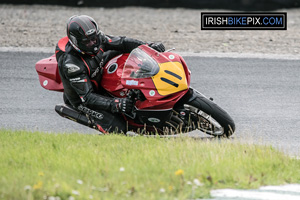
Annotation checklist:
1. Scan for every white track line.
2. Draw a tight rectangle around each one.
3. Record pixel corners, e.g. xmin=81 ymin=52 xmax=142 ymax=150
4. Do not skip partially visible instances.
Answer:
xmin=260 ymin=184 xmax=300 ymax=193
xmin=177 ymin=52 xmax=300 ymax=60
xmin=211 ymin=188 xmax=300 ymax=200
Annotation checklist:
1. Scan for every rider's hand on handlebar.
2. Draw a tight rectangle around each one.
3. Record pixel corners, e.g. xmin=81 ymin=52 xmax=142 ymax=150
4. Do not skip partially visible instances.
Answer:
xmin=111 ymin=98 xmax=134 ymax=114
xmin=149 ymin=42 xmax=165 ymax=52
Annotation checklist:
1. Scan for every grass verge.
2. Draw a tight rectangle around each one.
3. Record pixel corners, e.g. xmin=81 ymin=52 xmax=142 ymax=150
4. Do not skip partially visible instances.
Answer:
xmin=0 ymin=129 xmax=299 ymax=200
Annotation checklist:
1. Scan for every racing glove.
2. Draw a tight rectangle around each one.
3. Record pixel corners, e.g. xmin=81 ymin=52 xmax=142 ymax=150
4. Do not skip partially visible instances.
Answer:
xmin=111 ymin=98 xmax=134 ymax=114
xmin=149 ymin=42 xmax=165 ymax=52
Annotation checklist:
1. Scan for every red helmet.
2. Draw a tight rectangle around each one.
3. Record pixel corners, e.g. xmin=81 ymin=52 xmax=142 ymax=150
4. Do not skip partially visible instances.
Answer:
xmin=66 ymin=15 xmax=102 ymax=55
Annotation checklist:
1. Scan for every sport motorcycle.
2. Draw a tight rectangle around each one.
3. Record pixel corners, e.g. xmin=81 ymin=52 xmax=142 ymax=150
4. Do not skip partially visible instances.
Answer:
xmin=35 ymin=38 xmax=235 ymax=137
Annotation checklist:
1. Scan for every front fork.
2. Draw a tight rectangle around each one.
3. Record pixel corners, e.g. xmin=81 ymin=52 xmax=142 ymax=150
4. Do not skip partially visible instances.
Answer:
xmin=163 ymin=88 xmax=200 ymax=132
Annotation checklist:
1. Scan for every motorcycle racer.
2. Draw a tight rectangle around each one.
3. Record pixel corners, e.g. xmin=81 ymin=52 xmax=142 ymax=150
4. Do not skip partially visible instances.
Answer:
xmin=55 ymin=15 xmax=165 ymax=133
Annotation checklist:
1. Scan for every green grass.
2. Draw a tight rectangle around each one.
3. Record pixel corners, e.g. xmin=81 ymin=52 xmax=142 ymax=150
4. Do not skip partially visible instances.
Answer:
xmin=0 ymin=129 xmax=299 ymax=200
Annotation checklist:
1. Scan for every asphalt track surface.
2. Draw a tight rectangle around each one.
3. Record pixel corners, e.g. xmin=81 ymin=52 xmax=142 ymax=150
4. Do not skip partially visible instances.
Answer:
xmin=1 ymin=51 xmax=299 ymax=155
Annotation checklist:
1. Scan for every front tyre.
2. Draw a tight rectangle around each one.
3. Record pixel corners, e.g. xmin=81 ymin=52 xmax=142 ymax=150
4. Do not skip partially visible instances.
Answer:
xmin=185 ymin=92 xmax=235 ymax=137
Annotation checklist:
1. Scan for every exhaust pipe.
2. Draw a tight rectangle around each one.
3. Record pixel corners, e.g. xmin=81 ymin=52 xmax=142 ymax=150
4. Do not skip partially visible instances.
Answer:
xmin=55 ymin=104 xmax=94 ymax=129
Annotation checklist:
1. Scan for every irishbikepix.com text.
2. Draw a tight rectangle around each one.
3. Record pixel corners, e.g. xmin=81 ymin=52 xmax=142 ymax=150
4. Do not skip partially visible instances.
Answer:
xmin=201 ymin=12 xmax=287 ymax=30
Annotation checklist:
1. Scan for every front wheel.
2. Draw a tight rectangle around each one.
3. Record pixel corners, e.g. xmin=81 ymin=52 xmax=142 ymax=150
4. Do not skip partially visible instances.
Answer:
xmin=180 ymin=91 xmax=235 ymax=137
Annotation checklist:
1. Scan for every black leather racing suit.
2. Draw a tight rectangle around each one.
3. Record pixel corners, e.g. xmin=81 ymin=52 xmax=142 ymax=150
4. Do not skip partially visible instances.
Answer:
xmin=55 ymin=35 xmax=145 ymax=133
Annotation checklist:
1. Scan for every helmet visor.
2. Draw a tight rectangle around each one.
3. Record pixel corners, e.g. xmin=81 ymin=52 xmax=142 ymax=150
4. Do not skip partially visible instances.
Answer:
xmin=81 ymin=34 xmax=99 ymax=47
xmin=78 ymin=33 xmax=100 ymax=54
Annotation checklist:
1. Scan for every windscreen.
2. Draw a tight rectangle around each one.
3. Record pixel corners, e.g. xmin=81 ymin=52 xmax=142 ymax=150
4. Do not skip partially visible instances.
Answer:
xmin=122 ymin=48 xmax=159 ymax=79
